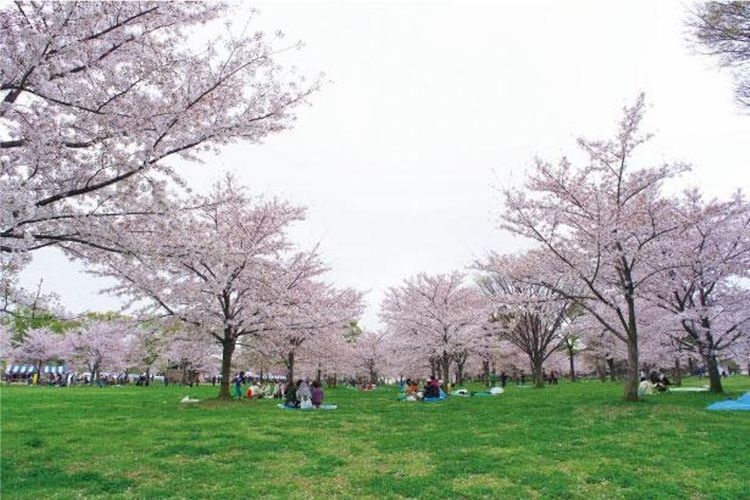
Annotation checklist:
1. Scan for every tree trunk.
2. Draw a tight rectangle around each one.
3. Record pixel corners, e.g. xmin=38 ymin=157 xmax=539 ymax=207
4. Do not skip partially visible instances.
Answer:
xmin=481 ymin=360 xmax=490 ymax=387
xmin=286 ymin=351 xmax=295 ymax=384
xmin=316 ymin=366 xmax=322 ymax=384
xmin=455 ymin=361 xmax=465 ymax=386
xmin=531 ymin=358 xmax=544 ymax=388
xmin=703 ymin=353 xmax=723 ymax=393
xmin=429 ymin=358 xmax=436 ymax=378
xmin=624 ymin=325 xmax=640 ymax=402
xmin=568 ymin=348 xmax=577 ymax=382
xmin=606 ymin=358 xmax=616 ymax=381
xmin=596 ymin=361 xmax=606 ymax=382
xmin=218 ymin=339 xmax=236 ymax=400
xmin=673 ymin=358 xmax=682 ymax=387
xmin=441 ymin=352 xmax=451 ymax=384
xmin=145 ymin=367 xmax=150 ymax=386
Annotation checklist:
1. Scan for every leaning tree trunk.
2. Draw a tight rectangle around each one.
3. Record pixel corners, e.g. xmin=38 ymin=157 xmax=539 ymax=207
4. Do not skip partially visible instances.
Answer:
xmin=703 ymin=353 xmax=723 ymax=393
xmin=218 ymin=338 xmax=236 ymax=400
xmin=673 ymin=358 xmax=682 ymax=387
xmin=530 ymin=358 xmax=544 ymax=388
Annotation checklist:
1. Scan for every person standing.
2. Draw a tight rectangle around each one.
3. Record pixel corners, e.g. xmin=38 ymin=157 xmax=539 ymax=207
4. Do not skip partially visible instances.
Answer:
xmin=234 ymin=372 xmax=244 ymax=399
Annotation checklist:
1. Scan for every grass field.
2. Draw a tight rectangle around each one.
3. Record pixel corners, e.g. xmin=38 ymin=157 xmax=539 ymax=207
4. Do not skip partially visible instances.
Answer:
xmin=2 ymin=377 xmax=749 ymax=499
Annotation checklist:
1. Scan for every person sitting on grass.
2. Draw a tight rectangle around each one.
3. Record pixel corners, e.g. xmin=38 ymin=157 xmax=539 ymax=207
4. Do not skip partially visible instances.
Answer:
xmin=407 ymin=380 xmax=419 ymax=395
xmin=284 ymin=380 xmax=299 ymax=408
xmin=656 ymin=371 xmax=671 ymax=392
xmin=638 ymin=377 xmax=655 ymax=397
xmin=423 ymin=379 xmax=440 ymax=399
xmin=296 ymin=379 xmax=312 ymax=404
xmin=311 ymin=381 xmax=324 ymax=408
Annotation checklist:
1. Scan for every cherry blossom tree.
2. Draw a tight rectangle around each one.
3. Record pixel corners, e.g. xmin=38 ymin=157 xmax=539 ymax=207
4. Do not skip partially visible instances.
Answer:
xmin=351 ymin=329 xmax=391 ymax=384
xmin=380 ymin=272 xmax=488 ymax=383
xmin=1 ymin=1 xmax=317 ymax=256
xmin=65 ymin=320 xmax=132 ymax=381
xmin=687 ymin=1 xmax=750 ymax=107
xmin=126 ymin=321 xmax=172 ymax=385
xmin=253 ymin=268 xmax=364 ymax=383
xmin=86 ymin=177 xmax=304 ymax=398
xmin=500 ymin=95 xmax=686 ymax=401
xmin=10 ymin=327 xmax=66 ymax=381
xmin=0 ymin=324 xmax=11 ymax=360
xmin=87 ymin=177 xmax=362 ymax=399
xmin=644 ymin=190 xmax=750 ymax=392
xmin=477 ymin=253 xmax=577 ymax=388
xmin=164 ymin=331 xmax=220 ymax=384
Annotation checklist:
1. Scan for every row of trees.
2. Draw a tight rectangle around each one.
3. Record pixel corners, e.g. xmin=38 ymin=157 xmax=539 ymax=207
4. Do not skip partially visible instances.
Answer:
xmin=2 ymin=2 xmax=749 ymax=402
xmin=377 ymin=96 xmax=749 ymax=399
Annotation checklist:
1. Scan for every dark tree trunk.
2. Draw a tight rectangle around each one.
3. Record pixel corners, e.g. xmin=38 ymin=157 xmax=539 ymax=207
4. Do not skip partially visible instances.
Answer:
xmin=687 ymin=356 xmax=695 ymax=374
xmin=568 ymin=347 xmax=577 ymax=382
xmin=481 ymin=360 xmax=490 ymax=387
xmin=606 ymin=358 xmax=616 ymax=382
xmin=530 ymin=358 xmax=544 ymax=388
xmin=440 ymin=352 xmax=451 ymax=384
xmin=703 ymin=353 xmax=723 ymax=393
xmin=145 ymin=367 xmax=150 ymax=386
xmin=429 ymin=358 xmax=436 ymax=378
xmin=455 ymin=361 xmax=465 ymax=386
xmin=316 ymin=366 xmax=322 ymax=384
xmin=218 ymin=338 xmax=236 ymax=400
xmin=624 ymin=320 xmax=640 ymax=402
xmin=673 ymin=358 xmax=682 ymax=387
xmin=286 ymin=351 xmax=295 ymax=384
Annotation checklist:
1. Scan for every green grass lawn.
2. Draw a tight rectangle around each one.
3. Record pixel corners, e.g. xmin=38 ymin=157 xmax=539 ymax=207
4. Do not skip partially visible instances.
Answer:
xmin=2 ymin=377 xmax=749 ymax=499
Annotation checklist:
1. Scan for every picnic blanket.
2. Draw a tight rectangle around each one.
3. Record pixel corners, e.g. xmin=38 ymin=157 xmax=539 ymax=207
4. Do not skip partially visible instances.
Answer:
xmin=706 ymin=392 xmax=750 ymax=411
xmin=277 ymin=404 xmax=338 ymax=410
xmin=670 ymin=387 xmax=709 ymax=392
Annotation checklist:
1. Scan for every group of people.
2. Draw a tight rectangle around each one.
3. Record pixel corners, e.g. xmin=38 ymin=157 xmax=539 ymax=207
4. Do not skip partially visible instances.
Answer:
xmin=230 ymin=373 xmax=326 ymax=409
xmin=638 ymin=371 xmax=672 ymax=396
xmin=232 ymin=372 xmax=284 ymax=400
xmin=401 ymin=376 xmax=446 ymax=400
xmin=283 ymin=380 xmax=325 ymax=409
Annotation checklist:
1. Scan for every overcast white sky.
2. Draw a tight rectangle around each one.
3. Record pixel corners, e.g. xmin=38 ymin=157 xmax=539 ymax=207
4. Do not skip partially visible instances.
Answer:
xmin=19 ymin=0 xmax=750 ymax=329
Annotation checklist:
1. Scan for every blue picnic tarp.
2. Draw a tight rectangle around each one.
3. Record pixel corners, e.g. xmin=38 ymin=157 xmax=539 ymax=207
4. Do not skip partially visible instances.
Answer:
xmin=706 ymin=392 xmax=750 ymax=411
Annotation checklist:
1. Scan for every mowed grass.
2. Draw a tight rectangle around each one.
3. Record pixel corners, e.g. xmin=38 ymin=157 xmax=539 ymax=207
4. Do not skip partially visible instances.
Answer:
xmin=2 ymin=378 xmax=749 ymax=499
